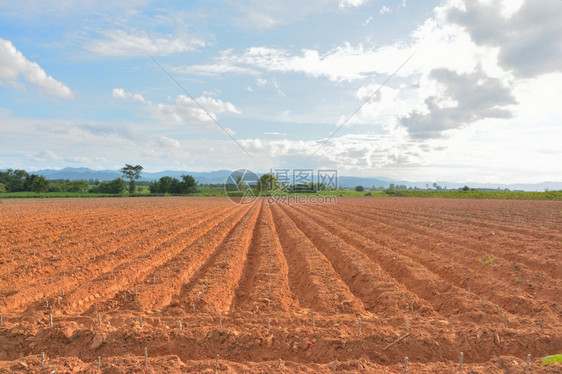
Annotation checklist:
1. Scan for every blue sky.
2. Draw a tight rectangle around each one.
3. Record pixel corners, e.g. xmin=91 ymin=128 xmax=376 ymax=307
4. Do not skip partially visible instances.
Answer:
xmin=1 ymin=0 xmax=561 ymax=183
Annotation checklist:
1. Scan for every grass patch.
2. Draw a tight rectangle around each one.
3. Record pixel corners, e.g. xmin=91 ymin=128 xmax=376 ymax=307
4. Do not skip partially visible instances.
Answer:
xmin=382 ymin=189 xmax=562 ymax=200
xmin=542 ymin=354 xmax=562 ymax=366
xmin=0 ymin=191 xmax=122 ymax=198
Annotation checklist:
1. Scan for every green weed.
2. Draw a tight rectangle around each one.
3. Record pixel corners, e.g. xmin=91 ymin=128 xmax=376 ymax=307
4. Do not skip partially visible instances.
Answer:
xmin=541 ymin=354 xmax=562 ymax=366
xmin=479 ymin=256 xmax=494 ymax=265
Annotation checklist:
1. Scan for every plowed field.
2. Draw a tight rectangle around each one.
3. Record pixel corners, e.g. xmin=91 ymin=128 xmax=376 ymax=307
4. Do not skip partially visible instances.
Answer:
xmin=0 ymin=197 xmax=560 ymax=373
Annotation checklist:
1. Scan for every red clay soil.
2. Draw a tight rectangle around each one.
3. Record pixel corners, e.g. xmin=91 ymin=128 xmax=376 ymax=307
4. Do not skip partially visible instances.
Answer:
xmin=0 ymin=196 xmax=560 ymax=373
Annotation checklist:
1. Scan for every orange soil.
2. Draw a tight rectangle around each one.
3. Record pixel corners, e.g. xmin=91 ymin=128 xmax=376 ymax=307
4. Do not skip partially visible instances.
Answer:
xmin=0 ymin=197 xmax=560 ymax=373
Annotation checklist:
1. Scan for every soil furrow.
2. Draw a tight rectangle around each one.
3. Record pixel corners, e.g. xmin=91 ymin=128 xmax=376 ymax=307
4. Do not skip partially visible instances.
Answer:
xmin=270 ymin=203 xmax=365 ymax=314
xmin=164 ymin=200 xmax=261 ymax=314
xmin=231 ymin=201 xmax=300 ymax=313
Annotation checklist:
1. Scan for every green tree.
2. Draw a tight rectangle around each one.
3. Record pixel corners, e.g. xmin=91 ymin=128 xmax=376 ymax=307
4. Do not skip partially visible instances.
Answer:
xmin=66 ymin=180 xmax=89 ymax=193
xmin=180 ymin=174 xmax=198 ymax=194
xmin=149 ymin=176 xmax=178 ymax=194
xmin=148 ymin=181 xmax=160 ymax=194
xmin=258 ymin=173 xmax=279 ymax=192
xmin=108 ymin=178 xmax=127 ymax=194
xmin=28 ymin=175 xmax=50 ymax=196
xmin=0 ymin=169 xmax=29 ymax=192
xmin=0 ymin=182 xmax=6 ymax=193
xmin=168 ymin=178 xmax=183 ymax=194
xmin=120 ymin=164 xmax=144 ymax=194
xmin=93 ymin=178 xmax=126 ymax=194
xmin=157 ymin=176 xmax=175 ymax=193
xmin=48 ymin=184 xmax=63 ymax=192
xmin=355 ymin=185 xmax=365 ymax=192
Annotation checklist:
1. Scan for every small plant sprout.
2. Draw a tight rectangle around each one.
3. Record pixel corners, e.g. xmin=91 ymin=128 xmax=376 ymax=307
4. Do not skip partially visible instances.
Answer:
xmin=215 ymin=354 xmax=219 ymax=372
xmin=526 ymin=353 xmax=531 ymax=372
xmin=41 ymin=352 xmax=45 ymax=367
xmin=404 ymin=357 xmax=409 ymax=373
xmin=459 ymin=352 xmax=464 ymax=371
xmin=333 ymin=358 xmax=338 ymax=372
xmin=49 ymin=313 xmax=53 ymax=327
xmin=405 ymin=315 xmax=409 ymax=332
xmin=98 ymin=356 xmax=101 ymax=370
xmin=144 ymin=347 xmax=148 ymax=367
xmin=139 ymin=315 xmax=143 ymax=328
xmin=312 ymin=314 xmax=315 ymax=331
xmin=98 ymin=313 xmax=101 ymax=327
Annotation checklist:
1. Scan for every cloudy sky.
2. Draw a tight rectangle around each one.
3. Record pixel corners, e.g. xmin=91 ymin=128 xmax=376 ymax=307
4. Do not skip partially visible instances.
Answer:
xmin=1 ymin=0 xmax=561 ymax=183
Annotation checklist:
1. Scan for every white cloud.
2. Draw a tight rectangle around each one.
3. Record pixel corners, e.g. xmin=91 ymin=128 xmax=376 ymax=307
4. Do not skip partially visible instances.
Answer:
xmin=180 ymin=45 xmax=416 ymax=82
xmin=87 ymin=29 xmax=205 ymax=57
xmin=339 ymin=0 xmax=369 ymax=8
xmin=0 ymin=38 xmax=74 ymax=99
xmin=113 ymin=88 xmax=240 ymax=131
xmin=446 ymin=0 xmax=562 ymax=77
xmin=379 ymin=6 xmax=391 ymax=15
xmin=272 ymin=78 xmax=286 ymax=96
xmin=32 ymin=150 xmax=62 ymax=162
xmin=112 ymin=88 xmax=146 ymax=102
xmin=399 ymin=67 xmax=516 ymax=139
xmin=178 ymin=14 xmax=495 ymax=84
xmin=239 ymin=130 xmax=423 ymax=172
xmin=0 ymin=112 xmax=196 ymax=170
xmin=173 ymin=63 xmax=257 ymax=76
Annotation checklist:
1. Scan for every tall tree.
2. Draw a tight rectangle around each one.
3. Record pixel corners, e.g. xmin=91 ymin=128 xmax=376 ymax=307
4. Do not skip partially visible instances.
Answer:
xmin=258 ymin=173 xmax=279 ymax=192
xmin=180 ymin=174 xmax=198 ymax=194
xmin=120 ymin=164 xmax=143 ymax=194
xmin=28 ymin=175 xmax=50 ymax=197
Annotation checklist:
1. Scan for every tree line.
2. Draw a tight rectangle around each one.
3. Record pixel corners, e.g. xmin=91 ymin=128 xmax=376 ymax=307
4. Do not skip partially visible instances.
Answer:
xmin=0 ymin=165 xmax=199 ymax=196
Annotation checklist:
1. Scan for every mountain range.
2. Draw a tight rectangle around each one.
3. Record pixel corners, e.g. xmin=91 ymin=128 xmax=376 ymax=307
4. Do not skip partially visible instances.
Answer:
xmin=15 ymin=167 xmax=561 ymax=192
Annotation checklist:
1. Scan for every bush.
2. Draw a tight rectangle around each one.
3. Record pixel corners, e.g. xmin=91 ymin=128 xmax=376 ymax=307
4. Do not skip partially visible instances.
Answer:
xmin=90 ymin=178 xmax=126 ymax=194
xmin=149 ymin=175 xmax=198 ymax=195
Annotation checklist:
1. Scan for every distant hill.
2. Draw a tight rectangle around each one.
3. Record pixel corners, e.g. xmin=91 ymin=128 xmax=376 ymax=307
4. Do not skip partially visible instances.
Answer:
xmin=17 ymin=167 xmax=562 ymax=192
